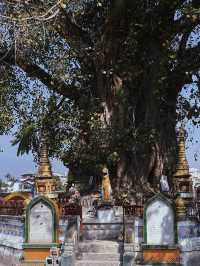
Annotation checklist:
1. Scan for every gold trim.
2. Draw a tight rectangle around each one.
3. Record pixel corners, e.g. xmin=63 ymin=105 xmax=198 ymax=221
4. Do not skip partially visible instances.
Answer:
xmin=173 ymin=128 xmax=189 ymax=177
xmin=37 ymin=141 xmax=52 ymax=178
xmin=4 ymin=192 xmax=30 ymax=202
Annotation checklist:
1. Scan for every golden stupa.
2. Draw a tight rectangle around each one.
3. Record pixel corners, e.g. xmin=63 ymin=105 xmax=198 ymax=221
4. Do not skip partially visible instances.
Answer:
xmin=174 ymin=128 xmax=189 ymax=178
xmin=37 ymin=141 xmax=53 ymax=178
xmin=173 ymin=127 xmax=192 ymax=194
xmin=35 ymin=140 xmax=57 ymax=197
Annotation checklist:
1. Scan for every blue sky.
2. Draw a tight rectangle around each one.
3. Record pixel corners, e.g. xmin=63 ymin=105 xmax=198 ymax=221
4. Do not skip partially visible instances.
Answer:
xmin=0 ymin=134 xmax=67 ymax=179
xmin=186 ymin=125 xmax=200 ymax=169
xmin=0 ymin=126 xmax=200 ymax=179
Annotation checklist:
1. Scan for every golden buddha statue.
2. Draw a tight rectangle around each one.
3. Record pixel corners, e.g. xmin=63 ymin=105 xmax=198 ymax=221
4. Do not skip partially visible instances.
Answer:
xmin=101 ymin=166 xmax=112 ymax=201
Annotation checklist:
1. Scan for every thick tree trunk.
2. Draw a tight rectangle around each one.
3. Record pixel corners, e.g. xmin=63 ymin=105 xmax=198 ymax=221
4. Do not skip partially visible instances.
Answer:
xmin=83 ymin=1 xmax=180 ymax=197
xmin=93 ymin=49 xmax=178 ymax=196
xmin=65 ymin=1 xmax=181 ymax=197
xmin=101 ymin=87 xmax=177 ymax=196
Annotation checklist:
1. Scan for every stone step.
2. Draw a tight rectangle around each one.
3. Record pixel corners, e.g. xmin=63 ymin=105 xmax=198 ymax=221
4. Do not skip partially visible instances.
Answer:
xmin=81 ymin=229 xmax=121 ymax=240
xmin=78 ymin=240 xmax=123 ymax=253
xmin=75 ymin=260 xmax=121 ymax=266
xmin=81 ymin=223 xmax=123 ymax=240
xmin=82 ymin=223 xmax=122 ymax=230
xmin=77 ymin=252 xmax=121 ymax=261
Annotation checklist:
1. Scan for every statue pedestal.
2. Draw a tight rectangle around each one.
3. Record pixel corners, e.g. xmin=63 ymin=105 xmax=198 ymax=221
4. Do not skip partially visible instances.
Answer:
xmin=81 ymin=201 xmax=124 ymax=240
xmin=97 ymin=208 xmax=114 ymax=223
xmin=97 ymin=201 xmax=114 ymax=223
xmin=141 ymin=194 xmax=180 ymax=265
xmin=177 ymin=219 xmax=200 ymax=266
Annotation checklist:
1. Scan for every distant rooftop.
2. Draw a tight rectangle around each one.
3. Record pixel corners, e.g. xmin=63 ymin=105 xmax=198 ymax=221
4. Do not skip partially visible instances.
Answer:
xmin=189 ymin=168 xmax=200 ymax=177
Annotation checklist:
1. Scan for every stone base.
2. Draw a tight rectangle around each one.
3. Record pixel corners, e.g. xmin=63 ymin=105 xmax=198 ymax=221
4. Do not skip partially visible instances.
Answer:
xmin=17 ymin=261 xmax=44 ymax=266
xmin=61 ymin=255 xmax=74 ymax=266
xmin=177 ymin=220 xmax=200 ymax=266
xmin=142 ymin=262 xmax=181 ymax=266
xmin=0 ymin=246 xmax=22 ymax=266
xmin=142 ymin=246 xmax=180 ymax=265
xmin=23 ymin=248 xmax=50 ymax=261
xmin=96 ymin=201 xmax=115 ymax=223
xmin=177 ymin=220 xmax=199 ymax=241
xmin=75 ymin=240 xmax=122 ymax=266
xmin=123 ymin=243 xmax=135 ymax=266
xmin=23 ymin=243 xmax=59 ymax=261
xmin=60 ymin=242 xmax=75 ymax=266
xmin=179 ymin=237 xmax=200 ymax=266
xmin=81 ymin=222 xmax=123 ymax=240
xmin=97 ymin=208 xmax=115 ymax=223
xmin=81 ymin=216 xmax=135 ymax=241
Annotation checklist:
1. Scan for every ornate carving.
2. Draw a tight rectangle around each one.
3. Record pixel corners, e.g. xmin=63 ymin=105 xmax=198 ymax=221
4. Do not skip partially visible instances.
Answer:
xmin=37 ymin=141 xmax=52 ymax=178
xmin=175 ymin=196 xmax=187 ymax=219
xmin=36 ymin=139 xmax=57 ymax=197
xmin=173 ymin=128 xmax=192 ymax=194
xmin=174 ymin=128 xmax=189 ymax=178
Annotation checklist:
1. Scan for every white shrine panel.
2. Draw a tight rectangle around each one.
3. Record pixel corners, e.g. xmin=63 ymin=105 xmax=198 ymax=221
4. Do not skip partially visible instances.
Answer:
xmin=29 ymin=201 xmax=53 ymax=243
xmin=146 ymin=198 xmax=174 ymax=245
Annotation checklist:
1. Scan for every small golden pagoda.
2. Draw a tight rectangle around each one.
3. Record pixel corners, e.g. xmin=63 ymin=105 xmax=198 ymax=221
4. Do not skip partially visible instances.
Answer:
xmin=37 ymin=141 xmax=52 ymax=178
xmin=173 ymin=128 xmax=192 ymax=194
xmin=35 ymin=140 xmax=57 ymax=198
xmin=173 ymin=128 xmax=193 ymax=219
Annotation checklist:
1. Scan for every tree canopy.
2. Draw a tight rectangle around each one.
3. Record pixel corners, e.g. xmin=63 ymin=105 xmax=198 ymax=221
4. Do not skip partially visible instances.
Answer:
xmin=1 ymin=0 xmax=200 ymax=196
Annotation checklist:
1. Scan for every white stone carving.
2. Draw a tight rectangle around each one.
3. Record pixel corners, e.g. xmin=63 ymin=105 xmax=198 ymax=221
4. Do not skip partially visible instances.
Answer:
xmin=29 ymin=201 xmax=53 ymax=243
xmin=146 ymin=198 xmax=174 ymax=245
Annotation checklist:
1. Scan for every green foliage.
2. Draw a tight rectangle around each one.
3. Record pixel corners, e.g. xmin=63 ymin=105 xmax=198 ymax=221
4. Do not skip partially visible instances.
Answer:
xmin=0 ymin=66 xmax=22 ymax=134
xmin=11 ymin=122 xmax=37 ymax=156
xmin=53 ymin=175 xmax=65 ymax=191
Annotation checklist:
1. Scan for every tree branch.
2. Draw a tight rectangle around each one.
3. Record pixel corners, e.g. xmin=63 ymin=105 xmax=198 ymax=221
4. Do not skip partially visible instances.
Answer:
xmin=55 ymin=9 xmax=93 ymax=48
xmin=178 ymin=43 xmax=200 ymax=73
xmin=1 ymin=49 xmax=80 ymax=101
xmin=173 ymin=0 xmax=200 ymax=35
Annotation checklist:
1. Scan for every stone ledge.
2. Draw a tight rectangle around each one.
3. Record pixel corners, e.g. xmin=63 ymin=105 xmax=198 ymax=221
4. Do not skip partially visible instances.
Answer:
xmin=141 ymin=262 xmax=181 ymax=266
xmin=17 ymin=263 xmax=44 ymax=266
xmin=142 ymin=245 xmax=178 ymax=250
xmin=23 ymin=243 xmax=59 ymax=249
xmin=17 ymin=260 xmax=44 ymax=266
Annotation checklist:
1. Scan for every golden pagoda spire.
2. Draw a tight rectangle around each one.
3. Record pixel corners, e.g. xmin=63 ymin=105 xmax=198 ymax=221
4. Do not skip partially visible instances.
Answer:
xmin=37 ymin=140 xmax=52 ymax=178
xmin=173 ymin=127 xmax=189 ymax=178
xmin=173 ymin=128 xmax=192 ymax=218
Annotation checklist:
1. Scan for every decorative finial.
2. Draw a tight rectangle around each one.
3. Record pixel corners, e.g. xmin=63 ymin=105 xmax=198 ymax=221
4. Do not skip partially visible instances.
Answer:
xmin=37 ymin=140 xmax=52 ymax=178
xmin=173 ymin=128 xmax=189 ymax=177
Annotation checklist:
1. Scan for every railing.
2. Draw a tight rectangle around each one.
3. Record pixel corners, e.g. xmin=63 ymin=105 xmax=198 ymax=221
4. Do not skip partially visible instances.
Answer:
xmin=0 ymin=200 xmax=24 ymax=216
xmin=124 ymin=205 xmax=143 ymax=217
xmin=58 ymin=193 xmax=70 ymax=205
xmin=58 ymin=192 xmax=82 ymax=219
xmin=115 ymin=194 xmax=144 ymax=218
xmin=60 ymin=205 xmax=82 ymax=218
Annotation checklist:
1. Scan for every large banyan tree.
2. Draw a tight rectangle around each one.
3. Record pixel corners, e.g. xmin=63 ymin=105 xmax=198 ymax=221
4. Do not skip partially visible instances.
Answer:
xmin=1 ymin=0 xmax=200 ymax=195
